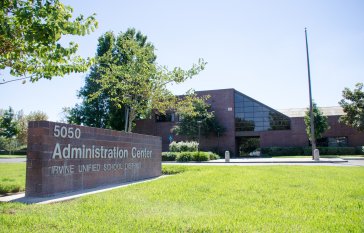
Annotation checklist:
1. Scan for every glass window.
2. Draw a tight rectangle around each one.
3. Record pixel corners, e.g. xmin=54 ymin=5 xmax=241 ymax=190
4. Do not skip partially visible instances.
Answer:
xmin=328 ymin=137 xmax=348 ymax=147
xmin=156 ymin=113 xmax=173 ymax=122
xmin=234 ymin=92 xmax=291 ymax=132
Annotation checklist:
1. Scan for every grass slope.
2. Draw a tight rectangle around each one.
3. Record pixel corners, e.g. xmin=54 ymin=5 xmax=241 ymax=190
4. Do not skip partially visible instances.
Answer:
xmin=1 ymin=165 xmax=364 ymax=232
xmin=0 ymin=163 xmax=26 ymax=195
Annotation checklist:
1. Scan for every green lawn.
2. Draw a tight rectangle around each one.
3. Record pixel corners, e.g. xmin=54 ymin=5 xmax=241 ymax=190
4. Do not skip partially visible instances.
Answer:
xmin=0 ymin=163 xmax=26 ymax=195
xmin=1 ymin=165 xmax=363 ymax=232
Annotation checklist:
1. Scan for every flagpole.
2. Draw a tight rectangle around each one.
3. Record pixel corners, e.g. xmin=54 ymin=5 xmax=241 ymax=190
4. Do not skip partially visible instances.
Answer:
xmin=305 ymin=28 xmax=317 ymax=159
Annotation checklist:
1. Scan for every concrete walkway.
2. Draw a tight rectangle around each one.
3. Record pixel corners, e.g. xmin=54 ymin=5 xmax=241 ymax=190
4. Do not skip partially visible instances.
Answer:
xmin=208 ymin=157 xmax=347 ymax=163
xmin=0 ymin=176 xmax=164 ymax=204
xmin=0 ymin=158 xmax=26 ymax=163
xmin=164 ymin=157 xmax=364 ymax=167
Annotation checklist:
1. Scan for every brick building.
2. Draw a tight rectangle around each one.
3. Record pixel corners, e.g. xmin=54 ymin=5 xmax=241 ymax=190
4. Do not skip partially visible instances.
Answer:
xmin=134 ymin=88 xmax=364 ymax=156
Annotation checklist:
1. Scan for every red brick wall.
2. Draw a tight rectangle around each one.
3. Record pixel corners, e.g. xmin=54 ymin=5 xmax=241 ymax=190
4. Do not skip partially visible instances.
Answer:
xmin=134 ymin=88 xmax=364 ymax=156
xmin=260 ymin=117 xmax=308 ymax=147
xmin=324 ymin=115 xmax=364 ymax=146
xmin=26 ymin=121 xmax=162 ymax=197
xmin=134 ymin=89 xmax=236 ymax=155
xmin=260 ymin=115 xmax=364 ymax=147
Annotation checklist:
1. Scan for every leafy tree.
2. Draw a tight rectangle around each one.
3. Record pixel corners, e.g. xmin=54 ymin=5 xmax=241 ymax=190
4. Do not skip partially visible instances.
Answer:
xmin=173 ymin=97 xmax=223 ymax=140
xmin=0 ymin=0 xmax=98 ymax=84
xmin=64 ymin=32 xmax=124 ymax=129
xmin=86 ymin=29 xmax=206 ymax=132
xmin=339 ymin=82 xmax=364 ymax=131
xmin=1 ymin=137 xmax=21 ymax=154
xmin=239 ymin=137 xmax=260 ymax=156
xmin=17 ymin=110 xmax=48 ymax=146
xmin=0 ymin=107 xmax=19 ymax=138
xmin=304 ymin=102 xmax=330 ymax=142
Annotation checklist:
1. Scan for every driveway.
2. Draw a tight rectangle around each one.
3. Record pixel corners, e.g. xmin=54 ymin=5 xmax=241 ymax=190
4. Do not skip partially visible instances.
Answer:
xmin=0 ymin=158 xmax=26 ymax=163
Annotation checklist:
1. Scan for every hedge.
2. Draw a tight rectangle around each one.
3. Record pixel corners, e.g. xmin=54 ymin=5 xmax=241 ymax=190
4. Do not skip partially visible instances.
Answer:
xmin=261 ymin=146 xmax=363 ymax=156
xmin=0 ymin=150 xmax=27 ymax=155
xmin=162 ymin=152 xmax=178 ymax=161
xmin=260 ymin=147 xmax=304 ymax=156
xmin=304 ymin=147 xmax=357 ymax=155
xmin=169 ymin=141 xmax=198 ymax=152
xmin=162 ymin=151 xmax=220 ymax=162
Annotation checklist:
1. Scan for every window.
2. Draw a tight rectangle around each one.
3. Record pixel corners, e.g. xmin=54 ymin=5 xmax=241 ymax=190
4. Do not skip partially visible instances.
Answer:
xmin=234 ymin=92 xmax=291 ymax=132
xmin=156 ymin=113 xmax=175 ymax=122
xmin=328 ymin=137 xmax=348 ymax=147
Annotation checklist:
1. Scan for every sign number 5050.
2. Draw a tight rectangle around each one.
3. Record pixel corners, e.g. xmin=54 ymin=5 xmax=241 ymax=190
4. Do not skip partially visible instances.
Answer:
xmin=54 ymin=125 xmax=81 ymax=139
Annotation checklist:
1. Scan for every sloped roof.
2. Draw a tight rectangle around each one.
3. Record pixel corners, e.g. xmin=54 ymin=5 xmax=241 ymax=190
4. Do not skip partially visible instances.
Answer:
xmin=278 ymin=106 xmax=344 ymax=118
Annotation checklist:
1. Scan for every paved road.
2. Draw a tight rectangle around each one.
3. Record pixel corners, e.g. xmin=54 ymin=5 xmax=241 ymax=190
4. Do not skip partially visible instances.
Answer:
xmin=0 ymin=158 xmax=26 ymax=163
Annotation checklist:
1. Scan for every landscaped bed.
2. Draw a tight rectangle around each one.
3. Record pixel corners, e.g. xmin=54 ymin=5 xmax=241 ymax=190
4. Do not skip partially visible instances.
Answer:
xmin=0 ymin=164 xmax=363 ymax=232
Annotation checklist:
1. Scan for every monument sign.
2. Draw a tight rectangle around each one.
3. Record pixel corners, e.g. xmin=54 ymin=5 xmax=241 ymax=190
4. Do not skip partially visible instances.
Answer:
xmin=26 ymin=121 xmax=162 ymax=197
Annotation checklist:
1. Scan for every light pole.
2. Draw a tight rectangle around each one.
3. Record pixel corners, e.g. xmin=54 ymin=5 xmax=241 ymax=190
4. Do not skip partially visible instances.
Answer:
xmin=305 ymin=28 xmax=317 ymax=160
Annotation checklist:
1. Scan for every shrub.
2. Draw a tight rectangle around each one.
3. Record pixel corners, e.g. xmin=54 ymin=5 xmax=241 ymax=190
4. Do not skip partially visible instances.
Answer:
xmin=262 ymin=146 xmax=360 ymax=156
xmin=318 ymin=147 xmax=356 ymax=155
xmin=169 ymin=141 xmax=198 ymax=152
xmin=261 ymin=147 xmax=304 ymax=156
xmin=162 ymin=165 xmax=188 ymax=175
xmin=166 ymin=151 xmax=220 ymax=162
xmin=162 ymin=152 xmax=178 ymax=161
xmin=176 ymin=152 xmax=193 ymax=162
xmin=192 ymin=152 xmax=210 ymax=162
xmin=355 ymin=146 xmax=364 ymax=155
xmin=304 ymin=147 xmax=357 ymax=155
xmin=208 ymin=151 xmax=220 ymax=160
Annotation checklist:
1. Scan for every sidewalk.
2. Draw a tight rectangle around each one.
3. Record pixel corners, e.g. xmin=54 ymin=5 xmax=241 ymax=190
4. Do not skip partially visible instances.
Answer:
xmin=162 ymin=157 xmax=364 ymax=167
xmin=206 ymin=157 xmax=348 ymax=163
xmin=163 ymin=157 xmax=348 ymax=164
xmin=0 ymin=176 xmax=164 ymax=204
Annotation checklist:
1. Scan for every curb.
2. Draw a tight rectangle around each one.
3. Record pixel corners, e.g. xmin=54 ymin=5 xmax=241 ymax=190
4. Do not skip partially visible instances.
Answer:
xmin=204 ymin=160 xmax=349 ymax=164
xmin=163 ymin=159 xmax=348 ymax=164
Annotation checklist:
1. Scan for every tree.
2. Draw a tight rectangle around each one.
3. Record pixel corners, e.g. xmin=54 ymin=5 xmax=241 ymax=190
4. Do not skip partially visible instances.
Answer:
xmin=304 ymin=102 xmax=330 ymax=143
xmin=339 ymin=82 xmax=364 ymax=131
xmin=0 ymin=107 xmax=19 ymax=138
xmin=17 ymin=110 xmax=48 ymax=146
xmin=84 ymin=29 xmax=206 ymax=132
xmin=172 ymin=97 xmax=223 ymax=140
xmin=0 ymin=0 xmax=98 ymax=84
xmin=64 ymin=32 xmax=124 ymax=129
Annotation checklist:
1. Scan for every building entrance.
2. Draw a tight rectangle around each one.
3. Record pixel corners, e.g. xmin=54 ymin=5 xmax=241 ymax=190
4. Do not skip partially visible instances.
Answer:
xmin=237 ymin=136 xmax=260 ymax=156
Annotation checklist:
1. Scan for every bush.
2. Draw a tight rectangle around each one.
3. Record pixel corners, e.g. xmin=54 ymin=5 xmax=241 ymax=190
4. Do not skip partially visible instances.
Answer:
xmin=176 ymin=151 xmax=220 ymax=162
xmin=176 ymin=152 xmax=193 ymax=162
xmin=355 ymin=146 xmax=364 ymax=155
xmin=169 ymin=141 xmax=198 ymax=152
xmin=261 ymin=147 xmax=304 ymax=156
xmin=317 ymin=147 xmax=356 ymax=155
xmin=192 ymin=152 xmax=210 ymax=161
xmin=162 ymin=165 xmax=188 ymax=175
xmin=208 ymin=152 xmax=220 ymax=160
xmin=262 ymin=146 xmax=359 ymax=156
xmin=162 ymin=152 xmax=178 ymax=161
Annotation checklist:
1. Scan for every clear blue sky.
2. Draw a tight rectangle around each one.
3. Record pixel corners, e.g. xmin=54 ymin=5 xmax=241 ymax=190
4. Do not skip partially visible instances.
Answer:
xmin=1 ymin=0 xmax=363 ymax=121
